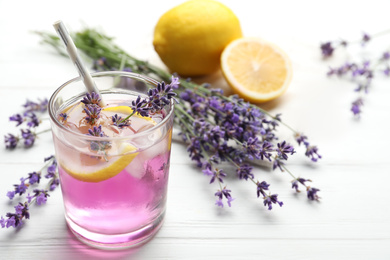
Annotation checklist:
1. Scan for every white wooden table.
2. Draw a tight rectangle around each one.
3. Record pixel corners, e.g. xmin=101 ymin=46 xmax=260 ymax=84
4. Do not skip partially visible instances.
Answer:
xmin=1 ymin=0 xmax=390 ymax=259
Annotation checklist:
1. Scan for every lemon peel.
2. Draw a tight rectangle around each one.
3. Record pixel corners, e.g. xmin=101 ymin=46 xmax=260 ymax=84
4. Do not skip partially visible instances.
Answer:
xmin=153 ymin=0 xmax=242 ymax=76
xmin=61 ymin=143 xmax=139 ymax=183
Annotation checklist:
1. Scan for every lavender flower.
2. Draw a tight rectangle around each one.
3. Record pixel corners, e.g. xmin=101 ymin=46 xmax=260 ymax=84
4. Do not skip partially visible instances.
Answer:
xmin=307 ymin=187 xmax=321 ymax=201
xmin=361 ymin=33 xmax=371 ymax=46
xmin=81 ymin=92 xmax=101 ymax=106
xmin=0 ymin=202 xmax=30 ymax=229
xmin=87 ymin=125 xmax=105 ymax=137
xmin=209 ymin=168 xmax=226 ymax=184
xmin=351 ymin=98 xmax=364 ymax=116
xmin=276 ymin=141 xmax=296 ymax=160
xmin=291 ymin=178 xmax=311 ymax=192
xmin=59 ymin=112 xmax=68 ymax=123
xmin=321 ymin=31 xmax=390 ymax=117
xmin=320 ymin=42 xmax=334 ymax=58
xmin=4 ymin=134 xmax=19 ymax=149
xmin=9 ymin=112 xmax=41 ymax=128
xmin=9 ymin=114 xmax=24 ymax=126
xmin=236 ymin=164 xmax=254 ymax=180
xmin=84 ymin=104 xmax=102 ymax=125
xmin=256 ymin=181 xmax=270 ymax=198
xmin=130 ymin=80 xmax=178 ymax=117
xmin=28 ymin=171 xmax=41 ymax=185
xmin=27 ymin=189 xmax=49 ymax=205
xmin=305 ymin=146 xmax=322 ymax=162
xmin=23 ymin=98 xmax=48 ymax=113
xmin=263 ymin=194 xmax=283 ymax=210
xmin=1 ymin=155 xmax=59 ymax=229
xmin=214 ymin=187 xmax=234 ymax=207
xmin=21 ymin=129 xmax=36 ymax=147
xmin=256 ymin=181 xmax=283 ymax=210
xmin=86 ymin=125 xmax=111 ymax=152
xmin=112 ymin=114 xmax=130 ymax=128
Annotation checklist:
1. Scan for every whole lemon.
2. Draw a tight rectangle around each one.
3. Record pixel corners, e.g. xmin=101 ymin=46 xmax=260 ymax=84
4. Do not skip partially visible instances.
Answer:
xmin=153 ymin=0 xmax=242 ymax=76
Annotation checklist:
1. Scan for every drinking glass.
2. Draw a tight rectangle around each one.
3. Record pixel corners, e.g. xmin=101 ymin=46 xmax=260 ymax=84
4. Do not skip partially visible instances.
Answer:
xmin=48 ymin=71 xmax=174 ymax=249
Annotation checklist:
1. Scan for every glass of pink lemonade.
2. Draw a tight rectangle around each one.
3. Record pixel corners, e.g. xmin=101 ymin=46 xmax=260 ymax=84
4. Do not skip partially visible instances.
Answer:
xmin=48 ymin=71 xmax=174 ymax=249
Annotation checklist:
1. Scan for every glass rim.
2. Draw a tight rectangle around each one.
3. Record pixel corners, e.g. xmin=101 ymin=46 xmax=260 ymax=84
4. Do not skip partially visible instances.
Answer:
xmin=48 ymin=71 xmax=175 ymax=142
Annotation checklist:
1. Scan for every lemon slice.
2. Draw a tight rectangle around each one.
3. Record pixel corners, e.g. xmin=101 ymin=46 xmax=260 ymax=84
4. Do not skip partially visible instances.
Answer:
xmin=61 ymin=143 xmax=139 ymax=183
xmin=221 ymin=37 xmax=292 ymax=103
xmin=103 ymin=106 xmax=155 ymax=122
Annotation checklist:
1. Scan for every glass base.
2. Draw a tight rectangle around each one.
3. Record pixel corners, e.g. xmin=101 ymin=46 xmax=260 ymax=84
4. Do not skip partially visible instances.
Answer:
xmin=65 ymin=212 xmax=165 ymax=250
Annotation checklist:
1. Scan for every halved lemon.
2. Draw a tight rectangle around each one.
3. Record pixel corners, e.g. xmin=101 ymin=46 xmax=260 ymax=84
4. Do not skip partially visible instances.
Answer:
xmin=221 ymin=37 xmax=292 ymax=103
xmin=61 ymin=143 xmax=139 ymax=183
xmin=103 ymin=106 xmax=155 ymax=122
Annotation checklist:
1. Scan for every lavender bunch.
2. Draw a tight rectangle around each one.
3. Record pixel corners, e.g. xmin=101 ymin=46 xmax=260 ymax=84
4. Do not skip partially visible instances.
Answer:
xmin=320 ymin=30 xmax=390 ymax=117
xmin=36 ymin=28 xmax=321 ymax=209
xmin=4 ymin=98 xmax=50 ymax=149
xmin=1 ymin=156 xmax=59 ymax=228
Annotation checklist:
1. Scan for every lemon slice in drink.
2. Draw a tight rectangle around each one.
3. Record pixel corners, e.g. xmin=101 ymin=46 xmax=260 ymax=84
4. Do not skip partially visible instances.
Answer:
xmin=103 ymin=106 xmax=155 ymax=122
xmin=221 ymin=37 xmax=292 ymax=103
xmin=61 ymin=143 xmax=139 ymax=183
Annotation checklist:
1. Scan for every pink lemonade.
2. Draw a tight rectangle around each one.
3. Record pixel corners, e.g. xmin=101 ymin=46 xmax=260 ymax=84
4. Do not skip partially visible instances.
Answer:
xmin=51 ymin=91 xmax=173 ymax=248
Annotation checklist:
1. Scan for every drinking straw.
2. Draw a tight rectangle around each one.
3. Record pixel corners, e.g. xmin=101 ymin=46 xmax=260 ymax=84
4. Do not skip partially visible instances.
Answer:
xmin=53 ymin=20 xmax=105 ymax=106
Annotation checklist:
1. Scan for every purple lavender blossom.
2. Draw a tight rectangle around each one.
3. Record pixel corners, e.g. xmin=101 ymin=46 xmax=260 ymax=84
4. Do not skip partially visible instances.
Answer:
xmin=28 ymin=171 xmax=41 ymax=185
xmin=305 ymin=146 xmax=322 ymax=162
xmin=214 ymin=187 xmax=233 ymax=207
xmin=86 ymin=125 xmax=110 ymax=151
xmin=4 ymin=134 xmax=19 ymax=149
xmin=9 ymin=114 xmax=24 ymax=126
xmin=351 ymin=98 xmax=364 ymax=116
xmin=215 ymin=199 xmax=224 ymax=207
xmin=45 ymin=163 xmax=57 ymax=179
xmin=21 ymin=129 xmax=35 ymax=147
xmin=295 ymin=133 xmax=309 ymax=147
xmin=202 ymin=165 xmax=214 ymax=176
xmin=87 ymin=125 xmax=105 ymax=137
xmin=6 ymin=191 xmax=15 ymax=200
xmin=36 ymin=191 xmax=49 ymax=205
xmin=276 ymin=141 xmax=296 ymax=160
xmin=23 ymin=99 xmax=48 ymax=113
xmin=59 ymin=112 xmax=68 ymax=123
xmin=0 ymin=202 xmax=30 ymax=229
xmin=49 ymin=178 xmax=60 ymax=191
xmin=320 ymin=42 xmax=334 ymax=58
xmin=13 ymin=178 xmax=29 ymax=196
xmin=236 ymin=164 xmax=254 ymax=180
xmin=81 ymin=92 xmax=101 ymax=106
xmin=243 ymin=137 xmax=262 ymax=160
xmin=263 ymin=194 xmax=283 ymax=210
xmin=291 ymin=178 xmax=311 ymax=192
xmin=112 ymin=114 xmax=130 ymax=128
xmin=382 ymin=52 xmax=390 ymax=60
xmin=169 ymin=75 xmax=180 ymax=89
xmin=130 ymin=79 xmax=178 ymax=117
xmin=307 ymin=187 xmax=320 ymax=201
xmin=84 ymin=104 xmax=102 ymax=125
xmin=361 ymin=33 xmax=371 ymax=46
xmin=384 ymin=66 xmax=390 ymax=76
xmin=209 ymin=169 xmax=227 ymax=184
xmin=44 ymin=156 xmax=59 ymax=190
xmin=256 ymin=181 xmax=270 ymax=198
xmin=26 ymin=193 xmax=34 ymax=203
xmin=25 ymin=112 xmax=40 ymax=128
xmin=258 ymin=141 xmax=274 ymax=161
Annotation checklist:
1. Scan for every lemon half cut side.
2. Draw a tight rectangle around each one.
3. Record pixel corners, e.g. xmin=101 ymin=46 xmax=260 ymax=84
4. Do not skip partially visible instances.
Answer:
xmin=61 ymin=143 xmax=139 ymax=183
xmin=221 ymin=37 xmax=293 ymax=103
